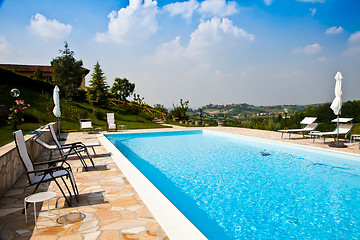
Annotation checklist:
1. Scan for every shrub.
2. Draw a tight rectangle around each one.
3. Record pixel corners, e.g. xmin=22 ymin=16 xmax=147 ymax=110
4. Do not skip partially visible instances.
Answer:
xmin=94 ymin=110 xmax=105 ymax=120
xmin=7 ymin=99 xmax=31 ymax=130
xmin=61 ymin=104 xmax=88 ymax=120
xmin=23 ymin=112 xmax=39 ymax=123
xmin=265 ymin=119 xmax=281 ymax=131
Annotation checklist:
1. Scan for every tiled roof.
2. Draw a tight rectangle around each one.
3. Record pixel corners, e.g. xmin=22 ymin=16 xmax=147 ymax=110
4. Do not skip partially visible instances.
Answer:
xmin=0 ymin=64 xmax=90 ymax=74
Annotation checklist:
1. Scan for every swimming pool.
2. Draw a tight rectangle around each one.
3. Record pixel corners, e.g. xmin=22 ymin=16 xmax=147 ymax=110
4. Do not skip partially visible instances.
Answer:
xmin=104 ymin=130 xmax=360 ymax=239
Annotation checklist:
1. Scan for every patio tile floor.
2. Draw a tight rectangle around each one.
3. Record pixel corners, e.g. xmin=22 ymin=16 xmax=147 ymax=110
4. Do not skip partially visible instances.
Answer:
xmin=0 ymin=131 xmax=169 ymax=240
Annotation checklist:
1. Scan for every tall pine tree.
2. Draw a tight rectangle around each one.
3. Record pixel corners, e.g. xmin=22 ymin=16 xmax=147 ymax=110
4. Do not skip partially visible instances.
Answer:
xmin=86 ymin=62 xmax=109 ymax=106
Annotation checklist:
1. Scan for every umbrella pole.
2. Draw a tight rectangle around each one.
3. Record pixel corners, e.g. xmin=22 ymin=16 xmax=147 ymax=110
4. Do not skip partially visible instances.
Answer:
xmin=336 ymin=115 xmax=339 ymax=144
xmin=57 ymin=117 xmax=61 ymax=138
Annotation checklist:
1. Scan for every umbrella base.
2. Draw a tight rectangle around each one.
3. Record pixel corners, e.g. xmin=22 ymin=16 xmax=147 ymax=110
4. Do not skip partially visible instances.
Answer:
xmin=329 ymin=141 xmax=347 ymax=148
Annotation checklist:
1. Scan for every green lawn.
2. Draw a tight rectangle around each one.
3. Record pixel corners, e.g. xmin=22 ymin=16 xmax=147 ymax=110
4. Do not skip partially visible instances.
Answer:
xmin=0 ymin=71 xmax=171 ymax=147
xmin=0 ymin=123 xmax=45 ymax=147
xmin=0 ymin=116 xmax=170 ymax=147
xmin=0 ymin=100 xmax=170 ymax=147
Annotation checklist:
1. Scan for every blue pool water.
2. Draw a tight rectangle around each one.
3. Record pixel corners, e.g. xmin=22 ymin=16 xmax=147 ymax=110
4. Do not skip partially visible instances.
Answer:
xmin=105 ymin=130 xmax=360 ymax=239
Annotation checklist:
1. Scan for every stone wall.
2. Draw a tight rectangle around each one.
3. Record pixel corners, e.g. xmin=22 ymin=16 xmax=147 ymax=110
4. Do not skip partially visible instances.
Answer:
xmin=0 ymin=122 xmax=57 ymax=199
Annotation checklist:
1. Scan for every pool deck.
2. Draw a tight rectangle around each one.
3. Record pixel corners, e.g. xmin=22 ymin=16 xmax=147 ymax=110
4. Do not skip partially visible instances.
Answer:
xmin=0 ymin=125 xmax=359 ymax=240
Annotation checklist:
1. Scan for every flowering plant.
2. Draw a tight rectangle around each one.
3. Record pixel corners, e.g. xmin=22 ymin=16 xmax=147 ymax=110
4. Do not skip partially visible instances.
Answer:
xmin=7 ymin=99 xmax=31 ymax=130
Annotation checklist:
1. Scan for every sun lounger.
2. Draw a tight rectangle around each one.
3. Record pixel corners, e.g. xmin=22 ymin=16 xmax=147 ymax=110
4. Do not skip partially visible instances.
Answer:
xmin=107 ymin=113 xmax=117 ymax=131
xmin=309 ymin=123 xmax=354 ymax=144
xmin=278 ymin=117 xmax=318 ymax=139
xmin=49 ymin=124 xmax=96 ymax=170
xmin=34 ymin=133 xmax=100 ymax=160
xmin=80 ymin=119 xmax=93 ymax=133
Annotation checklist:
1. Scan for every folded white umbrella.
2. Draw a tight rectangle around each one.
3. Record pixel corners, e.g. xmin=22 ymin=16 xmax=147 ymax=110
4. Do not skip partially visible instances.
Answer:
xmin=53 ymin=86 xmax=61 ymax=136
xmin=329 ymin=71 xmax=343 ymax=144
xmin=330 ymin=71 xmax=343 ymax=115
xmin=53 ymin=86 xmax=61 ymax=118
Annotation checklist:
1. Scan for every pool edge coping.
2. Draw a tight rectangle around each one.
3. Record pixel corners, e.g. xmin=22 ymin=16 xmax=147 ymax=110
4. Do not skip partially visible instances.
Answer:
xmin=204 ymin=129 xmax=360 ymax=159
xmin=98 ymin=133 xmax=208 ymax=240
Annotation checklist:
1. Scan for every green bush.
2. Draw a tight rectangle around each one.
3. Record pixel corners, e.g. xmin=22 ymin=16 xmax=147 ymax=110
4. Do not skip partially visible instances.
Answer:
xmin=71 ymin=89 xmax=86 ymax=101
xmin=94 ymin=110 xmax=105 ymax=120
xmin=61 ymin=104 xmax=88 ymax=120
xmin=265 ymin=119 xmax=281 ymax=131
xmin=23 ymin=112 xmax=39 ymax=123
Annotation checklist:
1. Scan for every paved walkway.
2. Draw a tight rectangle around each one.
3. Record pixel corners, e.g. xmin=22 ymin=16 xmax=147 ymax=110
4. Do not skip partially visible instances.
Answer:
xmin=0 ymin=126 xmax=359 ymax=240
xmin=0 ymin=131 xmax=169 ymax=240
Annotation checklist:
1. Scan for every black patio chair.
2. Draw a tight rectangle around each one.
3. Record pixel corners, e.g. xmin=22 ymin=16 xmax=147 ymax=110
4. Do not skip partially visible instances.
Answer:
xmin=14 ymin=130 xmax=79 ymax=207
xmin=49 ymin=124 xmax=95 ymax=170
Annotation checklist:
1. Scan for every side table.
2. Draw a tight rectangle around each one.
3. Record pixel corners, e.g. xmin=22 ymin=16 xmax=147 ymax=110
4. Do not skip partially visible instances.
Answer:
xmin=350 ymin=134 xmax=360 ymax=143
xmin=24 ymin=192 xmax=60 ymax=229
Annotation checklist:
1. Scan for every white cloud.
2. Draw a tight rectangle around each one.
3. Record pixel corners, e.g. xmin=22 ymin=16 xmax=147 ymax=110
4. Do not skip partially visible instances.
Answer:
xmin=0 ymin=36 xmax=15 ymax=60
xmin=143 ymin=36 xmax=187 ymax=63
xmin=264 ymin=0 xmax=273 ymax=5
xmin=310 ymin=8 xmax=316 ymax=17
xmin=325 ymin=26 xmax=343 ymax=35
xmin=198 ymin=0 xmax=238 ymax=17
xmin=29 ymin=13 xmax=72 ymax=40
xmin=349 ymin=31 xmax=360 ymax=43
xmin=292 ymin=43 xmax=322 ymax=54
xmin=95 ymin=0 xmax=158 ymax=44
xmin=189 ymin=17 xmax=254 ymax=50
xmin=317 ymin=56 xmax=328 ymax=62
xmin=164 ymin=0 xmax=199 ymax=21
xmin=343 ymin=31 xmax=360 ymax=57
xmin=144 ymin=17 xmax=254 ymax=63
xmin=343 ymin=47 xmax=360 ymax=57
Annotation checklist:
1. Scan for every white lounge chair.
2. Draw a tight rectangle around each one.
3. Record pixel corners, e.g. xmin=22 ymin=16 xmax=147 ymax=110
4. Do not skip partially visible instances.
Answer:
xmin=309 ymin=123 xmax=354 ymax=144
xmin=80 ymin=119 xmax=93 ymax=133
xmin=278 ymin=117 xmax=319 ymax=139
xmin=106 ymin=113 xmax=117 ymax=131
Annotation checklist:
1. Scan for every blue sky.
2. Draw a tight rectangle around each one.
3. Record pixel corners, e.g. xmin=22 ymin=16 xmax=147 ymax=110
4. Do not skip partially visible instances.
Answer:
xmin=0 ymin=0 xmax=359 ymax=108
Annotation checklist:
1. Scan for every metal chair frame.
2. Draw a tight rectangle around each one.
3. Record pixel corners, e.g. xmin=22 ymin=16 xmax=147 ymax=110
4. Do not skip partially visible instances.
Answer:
xmin=49 ymin=124 xmax=95 ymax=170
xmin=14 ymin=130 xmax=79 ymax=207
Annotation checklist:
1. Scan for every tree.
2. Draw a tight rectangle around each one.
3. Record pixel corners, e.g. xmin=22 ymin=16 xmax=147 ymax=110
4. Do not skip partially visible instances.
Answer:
xmin=170 ymin=99 xmax=189 ymax=121
xmin=86 ymin=62 xmax=109 ymax=106
xmin=132 ymin=94 xmax=145 ymax=121
xmin=32 ymin=67 xmax=46 ymax=82
xmin=153 ymin=104 xmax=168 ymax=114
xmin=51 ymin=42 xmax=84 ymax=101
xmin=111 ymin=77 xmax=135 ymax=101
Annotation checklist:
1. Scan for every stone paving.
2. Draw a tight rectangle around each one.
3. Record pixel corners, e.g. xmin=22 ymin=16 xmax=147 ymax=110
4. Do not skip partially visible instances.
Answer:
xmin=0 ymin=131 xmax=169 ymax=240
xmin=0 ymin=126 xmax=359 ymax=240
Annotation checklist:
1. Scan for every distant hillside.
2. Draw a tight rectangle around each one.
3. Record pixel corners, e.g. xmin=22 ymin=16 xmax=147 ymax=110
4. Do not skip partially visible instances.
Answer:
xmin=188 ymin=103 xmax=320 ymax=118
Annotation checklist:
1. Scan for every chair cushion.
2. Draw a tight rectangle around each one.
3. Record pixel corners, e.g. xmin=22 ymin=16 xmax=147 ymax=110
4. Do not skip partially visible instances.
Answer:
xmin=30 ymin=170 xmax=71 ymax=183
xmin=81 ymin=122 xmax=93 ymax=129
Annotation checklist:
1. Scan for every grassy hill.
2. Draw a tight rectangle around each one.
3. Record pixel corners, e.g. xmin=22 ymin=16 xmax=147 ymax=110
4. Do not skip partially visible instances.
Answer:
xmin=0 ymin=67 xmax=167 ymax=146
